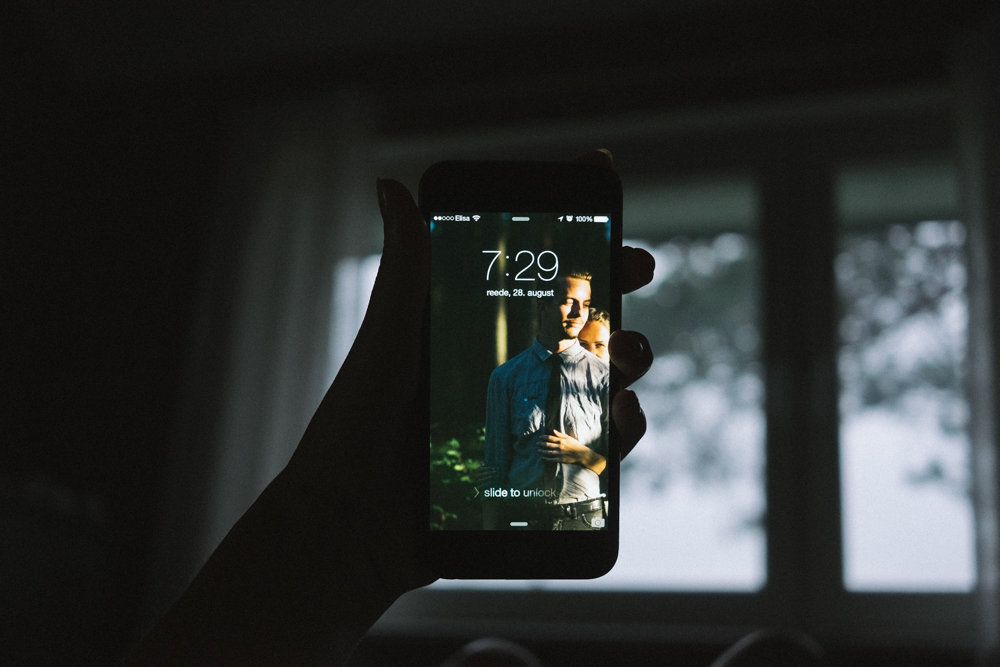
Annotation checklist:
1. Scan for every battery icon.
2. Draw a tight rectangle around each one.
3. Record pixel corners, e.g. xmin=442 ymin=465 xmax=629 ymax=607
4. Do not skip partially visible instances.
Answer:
xmin=594 ymin=215 xmax=610 ymax=223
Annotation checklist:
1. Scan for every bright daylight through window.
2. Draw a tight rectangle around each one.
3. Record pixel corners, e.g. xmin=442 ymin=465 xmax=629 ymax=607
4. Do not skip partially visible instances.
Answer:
xmin=835 ymin=162 xmax=976 ymax=592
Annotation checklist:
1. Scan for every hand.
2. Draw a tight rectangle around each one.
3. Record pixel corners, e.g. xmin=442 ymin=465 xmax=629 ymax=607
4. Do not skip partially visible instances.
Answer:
xmin=609 ymin=327 xmax=653 ymax=460
xmin=476 ymin=464 xmax=499 ymax=486
xmin=129 ymin=149 xmax=655 ymax=664
xmin=285 ymin=149 xmax=652 ymax=597
xmin=569 ymin=149 xmax=654 ymax=460
xmin=538 ymin=429 xmax=607 ymax=474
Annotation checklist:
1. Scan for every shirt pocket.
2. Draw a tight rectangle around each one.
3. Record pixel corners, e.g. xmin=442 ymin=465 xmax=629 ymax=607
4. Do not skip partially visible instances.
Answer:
xmin=511 ymin=378 xmax=547 ymax=441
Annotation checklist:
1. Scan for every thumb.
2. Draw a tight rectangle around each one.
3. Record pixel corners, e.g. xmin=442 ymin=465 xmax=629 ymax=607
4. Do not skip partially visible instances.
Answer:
xmin=297 ymin=179 xmax=429 ymax=455
xmin=338 ymin=179 xmax=429 ymax=384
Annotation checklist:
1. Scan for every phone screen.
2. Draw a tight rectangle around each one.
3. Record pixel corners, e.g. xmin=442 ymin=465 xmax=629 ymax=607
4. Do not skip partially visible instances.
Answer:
xmin=429 ymin=210 xmax=614 ymax=532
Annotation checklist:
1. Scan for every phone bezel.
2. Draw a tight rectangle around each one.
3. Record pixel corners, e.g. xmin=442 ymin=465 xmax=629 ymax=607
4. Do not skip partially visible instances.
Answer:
xmin=418 ymin=160 xmax=623 ymax=579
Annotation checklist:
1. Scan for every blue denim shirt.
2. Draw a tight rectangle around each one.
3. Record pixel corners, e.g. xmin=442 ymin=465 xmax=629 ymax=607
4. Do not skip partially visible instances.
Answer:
xmin=485 ymin=339 xmax=608 ymax=497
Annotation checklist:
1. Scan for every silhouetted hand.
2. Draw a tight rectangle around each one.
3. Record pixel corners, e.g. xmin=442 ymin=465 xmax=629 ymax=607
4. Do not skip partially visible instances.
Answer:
xmin=128 ymin=150 xmax=654 ymax=665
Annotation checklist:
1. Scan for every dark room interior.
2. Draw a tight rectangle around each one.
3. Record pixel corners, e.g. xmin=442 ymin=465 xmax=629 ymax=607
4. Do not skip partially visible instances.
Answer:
xmin=6 ymin=1 xmax=1000 ymax=664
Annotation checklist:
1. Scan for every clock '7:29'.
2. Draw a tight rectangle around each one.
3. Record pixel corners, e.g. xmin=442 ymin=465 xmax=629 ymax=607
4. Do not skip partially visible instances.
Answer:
xmin=483 ymin=250 xmax=559 ymax=282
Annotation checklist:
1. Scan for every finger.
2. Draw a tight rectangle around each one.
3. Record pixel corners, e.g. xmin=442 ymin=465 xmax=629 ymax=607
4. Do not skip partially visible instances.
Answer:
xmin=571 ymin=152 xmax=655 ymax=295
xmin=609 ymin=330 xmax=652 ymax=387
xmin=353 ymin=178 xmax=429 ymax=367
xmin=612 ymin=389 xmax=646 ymax=460
xmin=300 ymin=179 xmax=428 ymax=451
xmin=622 ymin=246 xmax=655 ymax=294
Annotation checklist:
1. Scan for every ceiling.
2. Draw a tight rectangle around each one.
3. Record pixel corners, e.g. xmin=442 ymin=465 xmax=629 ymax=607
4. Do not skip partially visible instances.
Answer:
xmin=19 ymin=1 xmax=735 ymax=86
xmin=15 ymin=1 xmax=981 ymax=92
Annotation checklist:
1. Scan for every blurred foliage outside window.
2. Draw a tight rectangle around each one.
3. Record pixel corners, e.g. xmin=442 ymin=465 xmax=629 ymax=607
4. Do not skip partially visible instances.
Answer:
xmin=836 ymin=162 xmax=975 ymax=591
xmin=611 ymin=230 xmax=766 ymax=589
xmin=837 ymin=220 xmax=975 ymax=591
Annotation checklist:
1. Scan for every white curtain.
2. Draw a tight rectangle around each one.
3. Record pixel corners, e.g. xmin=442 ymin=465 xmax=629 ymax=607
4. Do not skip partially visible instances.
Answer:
xmin=146 ymin=94 xmax=383 ymax=617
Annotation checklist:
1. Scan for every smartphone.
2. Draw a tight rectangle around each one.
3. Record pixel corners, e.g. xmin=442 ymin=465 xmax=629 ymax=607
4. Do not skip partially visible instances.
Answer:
xmin=419 ymin=160 xmax=622 ymax=579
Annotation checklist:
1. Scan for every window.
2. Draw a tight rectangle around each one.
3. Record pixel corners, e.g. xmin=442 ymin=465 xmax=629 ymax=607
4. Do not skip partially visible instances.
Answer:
xmin=612 ymin=177 xmax=765 ymax=590
xmin=835 ymin=162 xmax=975 ymax=591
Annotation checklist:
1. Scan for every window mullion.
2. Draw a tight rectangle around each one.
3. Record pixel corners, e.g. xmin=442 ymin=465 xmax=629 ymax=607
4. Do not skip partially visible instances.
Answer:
xmin=760 ymin=152 xmax=843 ymax=632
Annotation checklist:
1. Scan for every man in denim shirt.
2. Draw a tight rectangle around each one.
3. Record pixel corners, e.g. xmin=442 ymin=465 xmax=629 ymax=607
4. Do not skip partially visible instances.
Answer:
xmin=483 ymin=271 xmax=609 ymax=530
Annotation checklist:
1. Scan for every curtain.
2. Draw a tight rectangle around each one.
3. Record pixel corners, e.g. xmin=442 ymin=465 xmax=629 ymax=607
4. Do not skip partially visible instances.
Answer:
xmin=146 ymin=94 xmax=382 ymax=618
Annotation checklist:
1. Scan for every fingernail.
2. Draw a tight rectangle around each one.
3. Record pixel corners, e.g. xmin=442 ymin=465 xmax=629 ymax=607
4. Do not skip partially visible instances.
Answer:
xmin=610 ymin=330 xmax=649 ymax=363
xmin=609 ymin=330 xmax=653 ymax=383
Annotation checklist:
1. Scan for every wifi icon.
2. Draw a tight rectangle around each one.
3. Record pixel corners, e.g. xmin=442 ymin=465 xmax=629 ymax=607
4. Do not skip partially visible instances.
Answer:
xmin=472 ymin=215 xmax=481 ymax=221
